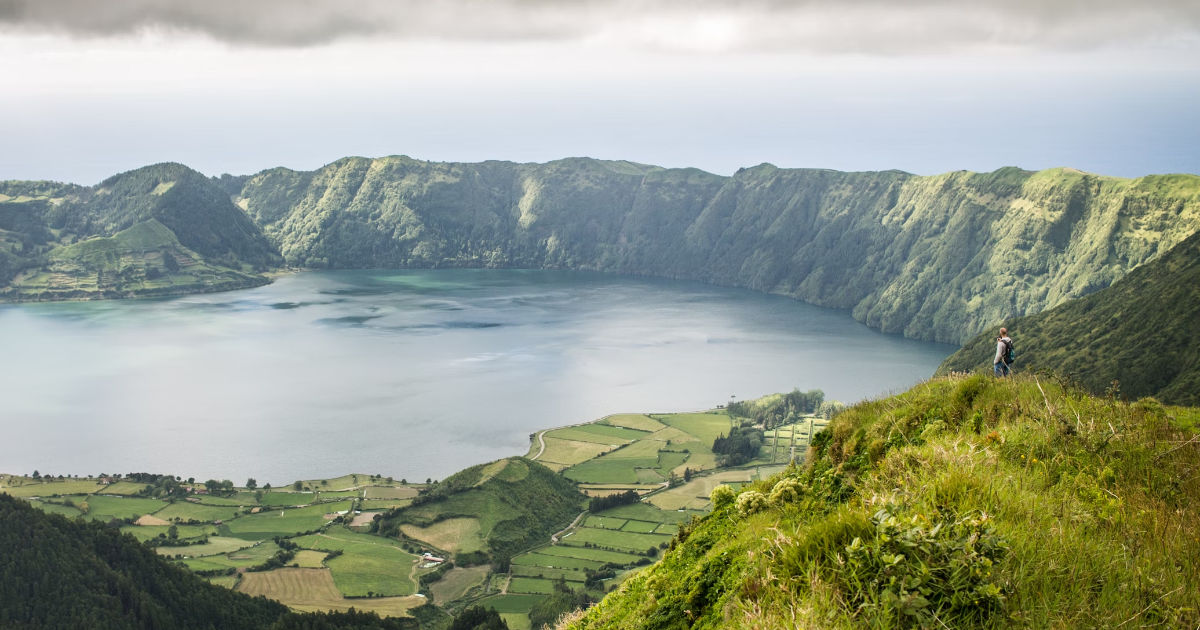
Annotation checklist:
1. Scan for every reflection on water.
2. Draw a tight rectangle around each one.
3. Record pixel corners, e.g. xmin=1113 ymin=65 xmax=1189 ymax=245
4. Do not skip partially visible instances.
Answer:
xmin=0 ymin=269 xmax=954 ymax=484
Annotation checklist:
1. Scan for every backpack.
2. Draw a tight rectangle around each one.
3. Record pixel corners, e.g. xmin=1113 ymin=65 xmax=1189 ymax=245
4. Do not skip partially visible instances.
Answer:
xmin=1002 ymin=338 xmax=1015 ymax=365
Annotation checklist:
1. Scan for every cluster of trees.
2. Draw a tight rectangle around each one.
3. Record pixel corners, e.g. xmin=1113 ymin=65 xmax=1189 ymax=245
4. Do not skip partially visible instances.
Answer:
xmin=588 ymin=489 xmax=640 ymax=513
xmin=712 ymin=426 xmax=765 ymax=467
xmin=528 ymin=579 xmax=595 ymax=630
xmin=728 ymin=389 xmax=825 ymax=429
xmin=449 ymin=606 xmax=508 ymax=630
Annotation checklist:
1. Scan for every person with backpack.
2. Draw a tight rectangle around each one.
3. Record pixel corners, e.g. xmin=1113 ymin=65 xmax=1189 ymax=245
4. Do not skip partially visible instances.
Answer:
xmin=993 ymin=327 xmax=1014 ymax=377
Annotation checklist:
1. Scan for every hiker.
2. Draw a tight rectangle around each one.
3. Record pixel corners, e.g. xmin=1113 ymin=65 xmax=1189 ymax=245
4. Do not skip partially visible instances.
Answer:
xmin=993 ymin=327 xmax=1013 ymax=377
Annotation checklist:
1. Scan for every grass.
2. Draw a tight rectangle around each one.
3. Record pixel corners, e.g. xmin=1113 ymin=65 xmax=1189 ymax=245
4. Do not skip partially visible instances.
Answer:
xmin=645 ymin=470 xmax=754 ymax=510
xmin=429 ymin=565 xmax=490 ymax=604
xmin=537 ymin=438 xmax=618 ymax=467
xmin=255 ymin=491 xmax=315 ymax=507
xmin=0 ymin=477 xmax=103 ymax=497
xmin=593 ymin=502 xmax=699 ymax=524
xmin=583 ymin=516 xmax=627 ymax=530
xmin=511 ymin=552 xmax=604 ymax=571
xmin=618 ymin=520 xmax=659 ymax=534
xmin=508 ymin=577 xmax=558 ymax=594
xmin=176 ymin=541 xmax=281 ymax=570
xmin=292 ymin=550 xmax=329 ymax=568
xmin=399 ymin=517 xmax=484 ymax=554
xmin=152 ymin=535 xmax=251 ymax=556
xmin=477 ymin=594 xmax=547 ymax=613
xmin=511 ymin=565 xmax=588 ymax=583
xmin=77 ymin=495 xmax=168 ymax=522
xmin=25 ymin=499 xmax=82 ymax=518
xmin=153 ymin=502 xmax=241 ymax=523
xmin=560 ymin=527 xmax=670 ymax=553
xmin=546 ymin=426 xmax=636 ymax=445
xmin=567 ymin=375 xmax=1200 ymax=630
xmin=237 ymin=567 xmax=423 ymax=617
xmin=291 ymin=528 xmax=418 ymax=597
xmin=656 ymin=412 xmax=732 ymax=446
xmin=123 ymin=524 xmax=215 ymax=542
xmin=224 ymin=500 xmax=351 ymax=540
xmin=102 ymin=481 xmax=151 ymax=495
xmin=535 ymin=545 xmax=645 ymax=565
xmin=364 ymin=486 xmax=418 ymax=500
xmin=600 ymin=414 xmax=668 ymax=432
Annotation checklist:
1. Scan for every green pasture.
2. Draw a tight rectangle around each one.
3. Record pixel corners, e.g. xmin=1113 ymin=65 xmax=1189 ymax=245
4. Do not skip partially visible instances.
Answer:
xmin=656 ymin=412 xmax=732 ymax=447
xmin=511 ymin=564 xmax=588 ymax=583
xmin=102 ymin=482 xmax=150 ymax=495
xmin=561 ymin=527 xmax=670 ymax=553
xmin=176 ymin=541 xmax=282 ymax=571
xmin=594 ymin=502 xmax=700 ymax=525
xmin=364 ymin=486 xmax=418 ymax=500
xmin=564 ymin=456 xmax=656 ymax=484
xmin=79 ymin=495 xmax=168 ymax=522
xmin=600 ymin=414 xmax=667 ymax=432
xmin=537 ymin=437 xmax=615 ymax=467
xmin=255 ymin=491 xmax=315 ymax=506
xmin=204 ymin=575 xmax=239 ymax=589
xmin=535 ymin=545 xmax=644 ymax=565
xmin=508 ymin=577 xmax=558 ymax=595
xmin=400 ymin=489 xmax=519 ymax=540
xmin=26 ymin=499 xmax=82 ymax=518
xmin=292 ymin=527 xmax=418 ymax=596
xmin=123 ymin=524 xmax=215 ymax=542
xmin=223 ymin=500 xmax=351 ymax=539
xmin=511 ymin=552 xmax=604 ymax=571
xmin=194 ymin=494 xmax=252 ymax=506
xmin=326 ymin=546 xmax=416 ymax=597
xmin=0 ymin=478 xmax=103 ymax=497
xmin=152 ymin=535 xmax=252 ymax=556
xmin=619 ymin=520 xmax=660 ymax=534
xmin=477 ymin=594 xmax=547 ymax=613
xmin=360 ymin=498 xmax=411 ymax=510
xmin=635 ymin=469 xmax=666 ymax=484
xmin=291 ymin=550 xmax=328 ymax=568
xmin=583 ymin=516 xmax=627 ymax=530
xmin=545 ymin=426 xmax=634 ymax=446
xmin=315 ymin=490 xmax=360 ymax=500
xmin=154 ymin=502 xmax=240 ymax=523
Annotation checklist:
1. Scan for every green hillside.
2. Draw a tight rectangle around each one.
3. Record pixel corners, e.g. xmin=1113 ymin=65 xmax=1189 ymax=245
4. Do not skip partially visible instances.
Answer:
xmin=0 ymin=493 xmax=430 ymax=629
xmin=235 ymin=159 xmax=1200 ymax=343
xmin=937 ymin=229 xmax=1200 ymax=405
xmin=374 ymin=458 xmax=586 ymax=562
xmin=0 ymin=163 xmax=280 ymax=301
xmin=563 ymin=375 xmax=1200 ymax=629
xmin=4 ymin=159 xmax=1198 ymax=343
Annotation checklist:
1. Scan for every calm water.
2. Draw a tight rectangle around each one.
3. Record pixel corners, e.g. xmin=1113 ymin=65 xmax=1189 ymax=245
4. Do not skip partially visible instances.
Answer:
xmin=0 ymin=270 xmax=954 ymax=484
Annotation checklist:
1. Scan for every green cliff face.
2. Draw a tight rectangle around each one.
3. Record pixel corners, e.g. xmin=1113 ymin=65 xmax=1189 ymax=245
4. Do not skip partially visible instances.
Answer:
xmin=937 ymin=229 xmax=1200 ymax=405
xmin=0 ymin=163 xmax=280 ymax=301
xmin=563 ymin=376 xmax=1200 ymax=629
xmin=4 ymin=158 xmax=1197 ymax=345
xmin=236 ymin=158 xmax=1200 ymax=344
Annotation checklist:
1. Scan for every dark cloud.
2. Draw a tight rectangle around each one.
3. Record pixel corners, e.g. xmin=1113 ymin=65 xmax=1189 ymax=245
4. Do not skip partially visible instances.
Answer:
xmin=1 ymin=0 xmax=1198 ymax=52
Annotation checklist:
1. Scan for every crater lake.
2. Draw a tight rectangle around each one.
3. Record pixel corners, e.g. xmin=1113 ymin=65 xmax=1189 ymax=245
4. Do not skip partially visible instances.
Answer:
xmin=0 ymin=270 xmax=955 ymax=483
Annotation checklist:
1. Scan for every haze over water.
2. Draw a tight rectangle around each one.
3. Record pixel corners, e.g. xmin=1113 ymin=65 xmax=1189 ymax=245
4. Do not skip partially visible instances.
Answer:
xmin=0 ymin=270 xmax=954 ymax=484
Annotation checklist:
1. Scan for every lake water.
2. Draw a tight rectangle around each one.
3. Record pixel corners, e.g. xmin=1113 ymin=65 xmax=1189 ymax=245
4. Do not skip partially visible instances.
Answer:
xmin=0 ymin=270 xmax=954 ymax=484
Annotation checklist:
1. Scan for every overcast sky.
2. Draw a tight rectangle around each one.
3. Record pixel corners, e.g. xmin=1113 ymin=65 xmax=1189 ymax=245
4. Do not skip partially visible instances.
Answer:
xmin=2 ymin=0 xmax=1199 ymax=184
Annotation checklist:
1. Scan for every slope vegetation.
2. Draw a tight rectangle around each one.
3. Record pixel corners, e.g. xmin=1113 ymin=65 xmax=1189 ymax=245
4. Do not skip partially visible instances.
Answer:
xmin=0 ymin=493 xmax=427 ymax=629
xmin=565 ymin=375 xmax=1200 ymax=629
xmin=938 ymin=229 xmax=1200 ymax=405
xmin=238 ymin=158 xmax=1200 ymax=343
xmin=375 ymin=458 xmax=586 ymax=562
xmin=0 ymin=163 xmax=279 ymax=300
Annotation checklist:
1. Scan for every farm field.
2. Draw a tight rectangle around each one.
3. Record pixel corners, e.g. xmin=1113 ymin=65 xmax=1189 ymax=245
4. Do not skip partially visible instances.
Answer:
xmin=364 ymin=485 xmax=418 ymax=500
xmin=123 ymin=523 xmax=214 ymax=543
xmin=599 ymin=414 xmax=668 ymax=432
xmin=153 ymin=535 xmax=253 ymax=557
xmin=0 ymin=476 xmax=104 ymax=497
xmin=644 ymin=469 xmax=756 ymax=510
xmin=430 ymin=565 xmax=490 ymax=604
xmin=78 ymin=495 xmax=170 ymax=522
xmin=154 ymin=501 xmax=241 ymax=523
xmin=178 ymin=541 xmax=282 ymax=571
xmin=292 ymin=529 xmax=419 ymax=597
xmin=400 ymin=517 xmax=484 ymax=554
xmin=560 ymin=527 xmax=671 ymax=553
xmin=223 ymin=500 xmax=352 ymax=539
xmin=237 ymin=568 xmax=423 ymax=616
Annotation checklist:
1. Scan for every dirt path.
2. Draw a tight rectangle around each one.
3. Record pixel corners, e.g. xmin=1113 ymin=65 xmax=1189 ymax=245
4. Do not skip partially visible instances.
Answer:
xmin=531 ymin=430 xmax=548 ymax=460
xmin=550 ymin=510 xmax=587 ymax=544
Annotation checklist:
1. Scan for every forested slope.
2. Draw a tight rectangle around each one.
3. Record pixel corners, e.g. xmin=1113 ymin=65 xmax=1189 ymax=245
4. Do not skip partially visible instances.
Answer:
xmin=236 ymin=158 xmax=1200 ymax=343
xmin=938 ymin=229 xmax=1200 ymax=405
xmin=0 ymin=493 xmax=424 ymax=629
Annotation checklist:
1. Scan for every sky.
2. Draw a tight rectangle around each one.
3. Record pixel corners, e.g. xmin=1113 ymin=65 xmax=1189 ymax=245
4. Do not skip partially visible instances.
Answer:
xmin=2 ymin=0 xmax=1199 ymax=185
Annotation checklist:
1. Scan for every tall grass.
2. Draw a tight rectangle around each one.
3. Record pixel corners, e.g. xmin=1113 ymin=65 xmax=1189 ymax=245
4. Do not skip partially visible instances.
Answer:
xmin=566 ymin=374 xmax=1200 ymax=629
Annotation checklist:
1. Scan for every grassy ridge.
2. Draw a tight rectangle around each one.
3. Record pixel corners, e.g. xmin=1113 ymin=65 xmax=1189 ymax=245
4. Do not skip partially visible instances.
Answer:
xmin=566 ymin=375 xmax=1200 ymax=629
xmin=938 ymin=230 xmax=1200 ymax=406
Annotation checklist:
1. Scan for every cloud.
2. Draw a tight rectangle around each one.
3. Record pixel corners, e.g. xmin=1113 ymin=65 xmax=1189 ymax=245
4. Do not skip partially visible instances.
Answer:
xmin=1 ymin=0 xmax=1198 ymax=53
